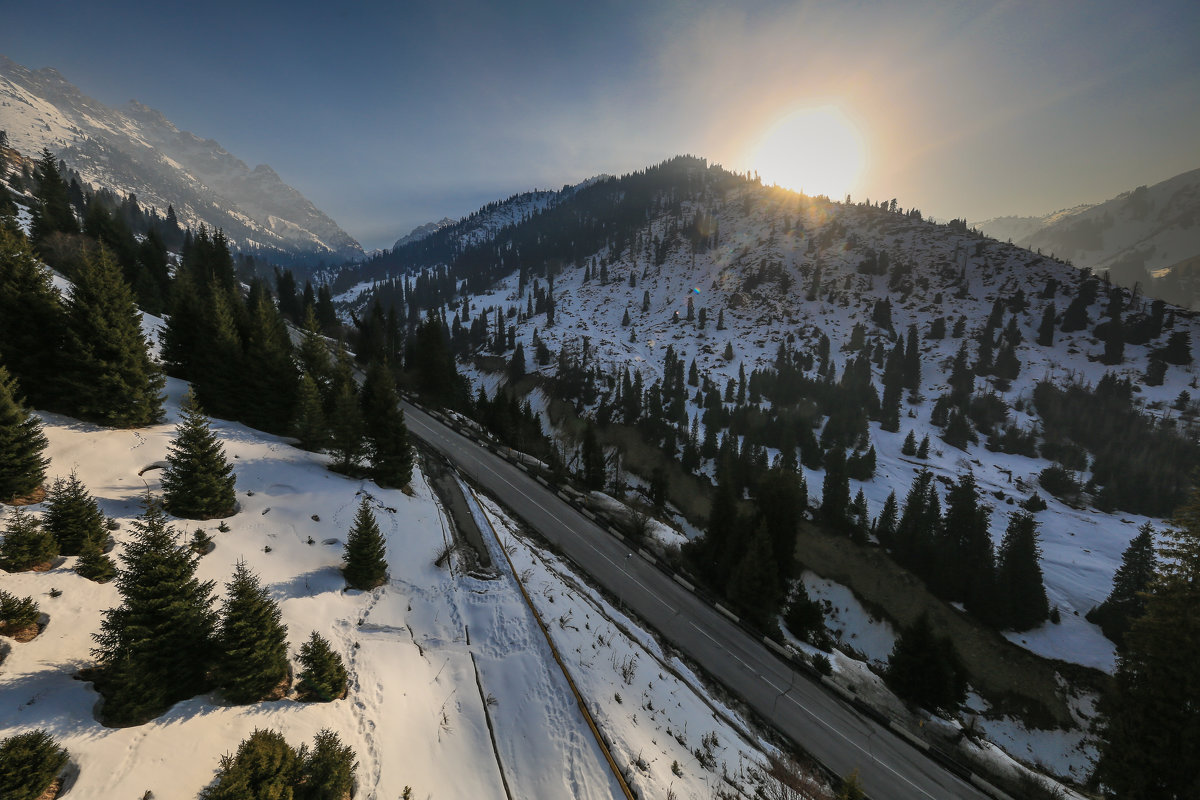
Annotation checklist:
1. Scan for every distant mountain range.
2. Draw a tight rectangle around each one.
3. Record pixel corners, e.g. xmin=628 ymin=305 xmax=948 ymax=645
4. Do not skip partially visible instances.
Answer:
xmin=0 ymin=55 xmax=362 ymax=265
xmin=974 ymin=167 xmax=1200 ymax=305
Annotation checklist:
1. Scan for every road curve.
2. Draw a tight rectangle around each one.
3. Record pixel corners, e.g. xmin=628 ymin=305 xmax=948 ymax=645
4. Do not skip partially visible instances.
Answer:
xmin=402 ymin=400 xmax=993 ymax=800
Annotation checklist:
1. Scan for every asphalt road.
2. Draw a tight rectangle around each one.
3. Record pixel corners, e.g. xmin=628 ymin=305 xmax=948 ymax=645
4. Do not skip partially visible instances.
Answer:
xmin=402 ymin=400 xmax=994 ymax=800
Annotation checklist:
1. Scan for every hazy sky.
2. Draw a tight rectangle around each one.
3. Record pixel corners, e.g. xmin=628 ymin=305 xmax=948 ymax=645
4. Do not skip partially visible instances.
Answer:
xmin=4 ymin=0 xmax=1198 ymax=251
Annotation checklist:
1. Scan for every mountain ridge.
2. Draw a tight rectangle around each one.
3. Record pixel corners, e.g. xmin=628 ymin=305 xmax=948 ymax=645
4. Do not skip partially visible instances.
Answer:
xmin=0 ymin=55 xmax=363 ymax=265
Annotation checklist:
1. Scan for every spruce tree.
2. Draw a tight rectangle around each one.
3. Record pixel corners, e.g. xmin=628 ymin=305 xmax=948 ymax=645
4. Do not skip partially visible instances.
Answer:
xmin=296 ymin=631 xmax=348 ymax=702
xmin=360 ymin=361 xmax=413 ymax=488
xmin=885 ymin=613 xmax=966 ymax=711
xmin=581 ymin=423 xmax=606 ymax=490
xmin=1036 ymin=303 xmax=1056 ymax=347
xmin=216 ymin=560 xmax=291 ymax=704
xmin=293 ymin=371 xmax=328 ymax=452
xmin=60 ymin=246 xmax=164 ymax=426
xmin=201 ymin=728 xmax=300 ymax=800
xmin=343 ymin=498 xmax=388 ymax=590
xmin=874 ymin=490 xmax=899 ymax=546
xmin=725 ymin=524 xmax=781 ymax=631
xmin=74 ymin=535 xmax=116 ymax=583
xmin=328 ymin=381 xmax=366 ymax=473
xmin=44 ymin=470 xmax=105 ymax=555
xmin=239 ymin=291 xmax=298 ymax=435
xmin=1095 ymin=487 xmax=1200 ymax=798
xmin=820 ymin=446 xmax=851 ymax=528
xmin=298 ymin=729 xmax=358 ymax=800
xmin=162 ymin=389 xmax=237 ymax=519
xmin=995 ymin=512 xmax=1049 ymax=631
xmin=92 ymin=495 xmax=217 ymax=725
xmin=939 ymin=472 xmax=996 ymax=621
xmin=30 ymin=148 xmax=78 ymax=244
xmin=1087 ymin=523 xmax=1157 ymax=647
xmin=0 ymin=729 xmax=69 ymax=800
xmin=0 ymin=365 xmax=49 ymax=503
xmin=0 ymin=507 xmax=58 ymax=572
xmin=0 ymin=589 xmax=39 ymax=637
xmin=0 ymin=227 xmax=66 ymax=408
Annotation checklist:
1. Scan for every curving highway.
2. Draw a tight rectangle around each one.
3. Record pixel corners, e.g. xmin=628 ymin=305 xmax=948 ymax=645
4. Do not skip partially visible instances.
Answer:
xmin=402 ymin=399 xmax=995 ymax=800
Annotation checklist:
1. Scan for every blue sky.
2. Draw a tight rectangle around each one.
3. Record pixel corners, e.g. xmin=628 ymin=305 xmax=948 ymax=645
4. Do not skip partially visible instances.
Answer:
xmin=4 ymin=0 xmax=1199 ymax=251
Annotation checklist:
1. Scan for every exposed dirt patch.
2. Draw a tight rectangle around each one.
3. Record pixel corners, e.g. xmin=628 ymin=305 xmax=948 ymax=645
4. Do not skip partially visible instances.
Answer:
xmin=2 ymin=621 xmax=43 ymax=643
xmin=4 ymin=485 xmax=48 ymax=506
xmin=794 ymin=520 xmax=1106 ymax=728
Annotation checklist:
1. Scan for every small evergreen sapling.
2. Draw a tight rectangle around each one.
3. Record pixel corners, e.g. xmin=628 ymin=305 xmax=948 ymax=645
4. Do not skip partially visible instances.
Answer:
xmin=0 ymin=728 xmax=69 ymax=800
xmin=44 ymin=470 xmax=106 ymax=555
xmin=343 ymin=498 xmax=388 ymax=590
xmin=296 ymin=631 xmax=348 ymax=702
xmin=0 ymin=507 xmax=58 ymax=571
xmin=74 ymin=536 xmax=116 ymax=582
xmin=162 ymin=389 xmax=237 ymax=520
xmin=0 ymin=589 xmax=40 ymax=637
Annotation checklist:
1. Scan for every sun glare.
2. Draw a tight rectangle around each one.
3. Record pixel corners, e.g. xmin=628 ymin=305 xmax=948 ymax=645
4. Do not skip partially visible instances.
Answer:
xmin=749 ymin=106 xmax=866 ymax=199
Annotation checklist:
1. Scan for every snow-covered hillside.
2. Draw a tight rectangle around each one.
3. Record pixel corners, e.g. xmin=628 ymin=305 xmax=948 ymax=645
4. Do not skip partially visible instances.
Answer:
xmin=0 ymin=55 xmax=362 ymax=264
xmin=446 ymin=182 xmax=1200 ymax=681
xmin=2 ymin=375 xmax=823 ymax=798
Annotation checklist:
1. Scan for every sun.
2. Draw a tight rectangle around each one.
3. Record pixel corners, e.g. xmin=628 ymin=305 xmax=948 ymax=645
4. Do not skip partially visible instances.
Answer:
xmin=749 ymin=106 xmax=866 ymax=199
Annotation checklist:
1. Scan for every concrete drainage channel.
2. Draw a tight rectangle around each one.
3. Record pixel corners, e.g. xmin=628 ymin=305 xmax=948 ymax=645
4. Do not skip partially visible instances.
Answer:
xmin=404 ymin=395 xmax=1018 ymax=800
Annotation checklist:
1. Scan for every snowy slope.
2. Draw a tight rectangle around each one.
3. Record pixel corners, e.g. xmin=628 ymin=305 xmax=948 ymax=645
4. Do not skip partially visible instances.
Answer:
xmin=1 ymin=369 xmax=820 ymax=798
xmin=450 ymin=182 xmax=1200 ymax=680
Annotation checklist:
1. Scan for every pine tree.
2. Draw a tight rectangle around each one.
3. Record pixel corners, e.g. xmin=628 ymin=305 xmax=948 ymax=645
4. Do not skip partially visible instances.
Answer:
xmin=0 ymin=508 xmax=58 ymax=571
xmin=820 ymin=446 xmax=851 ymax=528
xmin=327 ymin=381 xmax=366 ymax=473
xmin=725 ymin=524 xmax=781 ymax=631
xmin=885 ymin=613 xmax=966 ymax=711
xmin=0 ymin=365 xmax=49 ymax=503
xmin=0 ymin=729 xmax=69 ymax=800
xmin=581 ymin=423 xmax=606 ymax=490
xmin=30 ymin=148 xmax=78 ymax=244
xmin=74 ymin=535 xmax=116 ymax=583
xmin=60 ymin=246 xmax=164 ymax=426
xmin=293 ymin=371 xmax=328 ymax=452
xmin=92 ymin=495 xmax=218 ymax=725
xmin=916 ymin=435 xmax=930 ymax=459
xmin=0 ymin=227 xmax=67 ymax=408
xmin=901 ymin=429 xmax=917 ymax=456
xmin=162 ymin=389 xmax=237 ymax=519
xmin=874 ymin=490 xmax=899 ymax=546
xmin=296 ymin=631 xmax=348 ymax=702
xmin=216 ymin=560 xmax=291 ymax=704
xmin=359 ymin=361 xmax=413 ymax=488
xmin=995 ymin=512 xmax=1049 ymax=631
xmin=1095 ymin=487 xmax=1200 ymax=798
xmin=298 ymin=729 xmax=358 ymax=800
xmin=1087 ymin=523 xmax=1157 ymax=647
xmin=44 ymin=470 xmax=105 ymax=555
xmin=239 ymin=290 xmax=298 ymax=435
xmin=0 ymin=589 xmax=39 ymax=637
xmin=343 ymin=498 xmax=388 ymax=590
xmin=1036 ymin=303 xmax=1056 ymax=347
xmin=200 ymin=728 xmax=300 ymax=800
xmin=941 ymin=473 xmax=997 ymax=621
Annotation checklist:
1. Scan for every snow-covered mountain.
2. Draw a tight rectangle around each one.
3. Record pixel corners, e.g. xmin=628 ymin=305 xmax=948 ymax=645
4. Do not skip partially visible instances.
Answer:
xmin=975 ymin=168 xmax=1200 ymax=303
xmin=392 ymin=216 xmax=457 ymax=250
xmin=0 ymin=55 xmax=362 ymax=264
